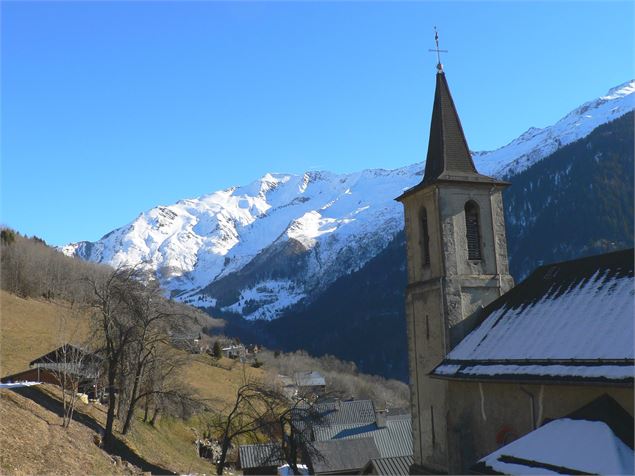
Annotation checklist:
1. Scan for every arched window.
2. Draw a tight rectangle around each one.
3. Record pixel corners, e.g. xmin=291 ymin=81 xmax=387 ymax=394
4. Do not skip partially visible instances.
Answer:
xmin=465 ymin=201 xmax=482 ymax=260
xmin=420 ymin=208 xmax=430 ymax=267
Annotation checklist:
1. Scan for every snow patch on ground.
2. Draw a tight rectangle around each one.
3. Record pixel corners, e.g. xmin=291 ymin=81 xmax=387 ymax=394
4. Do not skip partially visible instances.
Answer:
xmin=0 ymin=382 xmax=41 ymax=388
xmin=223 ymin=280 xmax=306 ymax=320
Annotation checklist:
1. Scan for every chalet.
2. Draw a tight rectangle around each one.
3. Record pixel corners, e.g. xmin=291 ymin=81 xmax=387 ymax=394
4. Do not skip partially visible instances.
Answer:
xmin=294 ymin=371 xmax=326 ymax=396
xmin=304 ymin=400 xmax=412 ymax=472
xmin=1 ymin=344 xmax=103 ymax=398
xmin=312 ymin=412 xmax=412 ymax=460
xmin=276 ymin=371 xmax=327 ymax=399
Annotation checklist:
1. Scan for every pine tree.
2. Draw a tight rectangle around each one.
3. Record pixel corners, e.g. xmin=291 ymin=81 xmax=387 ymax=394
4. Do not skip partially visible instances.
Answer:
xmin=212 ymin=341 xmax=222 ymax=359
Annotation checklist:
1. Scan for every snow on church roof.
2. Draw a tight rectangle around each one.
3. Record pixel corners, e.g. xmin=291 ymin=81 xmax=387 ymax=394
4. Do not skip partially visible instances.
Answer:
xmin=475 ymin=418 xmax=634 ymax=475
xmin=433 ymin=249 xmax=634 ymax=384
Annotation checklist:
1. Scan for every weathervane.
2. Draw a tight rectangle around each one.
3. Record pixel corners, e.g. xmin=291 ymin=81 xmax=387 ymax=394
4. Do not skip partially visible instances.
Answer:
xmin=428 ymin=27 xmax=448 ymax=72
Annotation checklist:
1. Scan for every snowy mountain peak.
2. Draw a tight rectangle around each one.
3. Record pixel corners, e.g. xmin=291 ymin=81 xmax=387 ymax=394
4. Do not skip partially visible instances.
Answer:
xmin=602 ymin=80 xmax=635 ymax=100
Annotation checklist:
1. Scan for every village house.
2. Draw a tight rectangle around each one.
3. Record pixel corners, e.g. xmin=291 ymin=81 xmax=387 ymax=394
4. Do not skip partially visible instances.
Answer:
xmin=238 ymin=443 xmax=284 ymax=475
xmin=311 ymin=438 xmax=379 ymax=475
xmin=1 ymin=344 xmax=104 ymax=399
xmin=276 ymin=370 xmax=327 ymax=399
xmin=222 ymin=343 xmax=246 ymax=359
xmin=396 ymin=56 xmax=634 ymax=473
xmin=294 ymin=370 xmax=326 ymax=395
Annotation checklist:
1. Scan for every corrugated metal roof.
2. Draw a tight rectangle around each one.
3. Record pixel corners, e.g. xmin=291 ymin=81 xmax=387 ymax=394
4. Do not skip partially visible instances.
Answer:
xmin=238 ymin=443 xmax=284 ymax=469
xmin=433 ymin=249 xmax=635 ymax=383
xmin=314 ymin=414 xmax=412 ymax=459
xmin=365 ymin=455 xmax=414 ymax=475
xmin=314 ymin=399 xmax=377 ymax=427
xmin=312 ymin=438 xmax=380 ymax=474
xmin=29 ymin=344 xmax=102 ymax=366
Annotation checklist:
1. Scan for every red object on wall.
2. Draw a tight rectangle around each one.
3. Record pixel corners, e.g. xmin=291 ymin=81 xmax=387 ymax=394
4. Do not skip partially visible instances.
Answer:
xmin=495 ymin=425 xmax=517 ymax=446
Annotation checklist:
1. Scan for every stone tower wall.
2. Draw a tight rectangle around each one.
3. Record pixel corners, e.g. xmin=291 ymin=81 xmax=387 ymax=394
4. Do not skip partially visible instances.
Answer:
xmin=402 ymin=182 xmax=513 ymax=472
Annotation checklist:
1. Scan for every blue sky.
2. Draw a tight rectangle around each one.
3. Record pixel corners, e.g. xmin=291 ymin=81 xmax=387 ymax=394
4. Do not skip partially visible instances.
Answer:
xmin=2 ymin=1 xmax=633 ymax=246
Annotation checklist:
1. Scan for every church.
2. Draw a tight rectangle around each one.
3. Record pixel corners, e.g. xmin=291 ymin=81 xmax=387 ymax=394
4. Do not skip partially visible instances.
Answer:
xmin=396 ymin=56 xmax=634 ymax=473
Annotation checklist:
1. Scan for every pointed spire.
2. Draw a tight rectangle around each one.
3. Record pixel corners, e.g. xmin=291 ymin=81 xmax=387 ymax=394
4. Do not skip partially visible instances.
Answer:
xmin=422 ymin=70 xmax=481 ymax=183
xmin=396 ymin=35 xmax=508 ymax=202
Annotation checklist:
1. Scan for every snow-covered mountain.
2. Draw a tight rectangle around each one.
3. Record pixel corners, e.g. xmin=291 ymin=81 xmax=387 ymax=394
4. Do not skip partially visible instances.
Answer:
xmin=64 ymin=166 xmax=421 ymax=319
xmin=63 ymin=80 xmax=635 ymax=320
xmin=475 ymin=80 xmax=635 ymax=177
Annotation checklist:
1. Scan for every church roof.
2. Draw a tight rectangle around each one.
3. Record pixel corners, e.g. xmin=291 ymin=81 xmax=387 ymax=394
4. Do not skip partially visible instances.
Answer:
xmin=424 ymin=71 xmax=477 ymax=181
xmin=472 ymin=395 xmax=634 ymax=475
xmin=396 ymin=71 xmax=506 ymax=202
xmin=432 ymin=248 xmax=635 ymax=384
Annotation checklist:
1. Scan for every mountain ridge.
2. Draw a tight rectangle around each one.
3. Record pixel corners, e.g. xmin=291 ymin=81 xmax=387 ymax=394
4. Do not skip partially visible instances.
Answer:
xmin=63 ymin=80 xmax=635 ymax=321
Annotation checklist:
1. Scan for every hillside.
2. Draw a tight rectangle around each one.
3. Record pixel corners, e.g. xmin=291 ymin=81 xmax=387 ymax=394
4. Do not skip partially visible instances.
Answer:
xmin=0 ymin=282 xmax=409 ymax=472
xmin=0 ymin=290 xmax=266 ymax=474
xmin=0 ymin=388 xmax=129 ymax=476
xmin=0 ymin=290 xmax=90 ymax=377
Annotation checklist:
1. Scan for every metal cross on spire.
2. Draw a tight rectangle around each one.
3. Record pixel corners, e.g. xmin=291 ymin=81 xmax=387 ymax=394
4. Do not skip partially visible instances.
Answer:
xmin=428 ymin=27 xmax=448 ymax=72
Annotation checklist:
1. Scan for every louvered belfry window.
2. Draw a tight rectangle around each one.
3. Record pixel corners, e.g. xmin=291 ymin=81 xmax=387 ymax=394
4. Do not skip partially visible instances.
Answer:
xmin=421 ymin=208 xmax=431 ymax=267
xmin=465 ymin=201 xmax=482 ymax=260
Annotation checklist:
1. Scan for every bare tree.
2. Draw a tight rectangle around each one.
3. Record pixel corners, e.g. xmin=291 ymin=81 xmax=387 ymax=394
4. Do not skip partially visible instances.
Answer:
xmin=121 ymin=344 xmax=195 ymax=433
xmin=86 ymin=266 xmax=144 ymax=449
xmin=118 ymin=280 xmax=195 ymax=435
xmin=207 ymin=382 xmax=283 ymax=475
xmin=0 ymin=228 xmax=111 ymax=302
xmin=259 ymin=388 xmax=328 ymax=474
xmin=207 ymin=379 xmax=328 ymax=475
xmin=87 ymin=265 xmax=204 ymax=447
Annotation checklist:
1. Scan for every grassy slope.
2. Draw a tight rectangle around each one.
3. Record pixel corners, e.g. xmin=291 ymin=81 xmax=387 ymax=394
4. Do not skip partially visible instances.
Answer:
xmin=0 ymin=389 xmax=127 ymax=476
xmin=0 ymin=290 xmax=90 ymax=376
xmin=0 ymin=290 xmax=265 ymax=474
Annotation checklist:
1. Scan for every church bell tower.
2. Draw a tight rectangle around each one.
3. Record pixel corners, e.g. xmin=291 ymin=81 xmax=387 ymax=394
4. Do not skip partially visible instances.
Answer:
xmin=396 ymin=44 xmax=514 ymax=473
